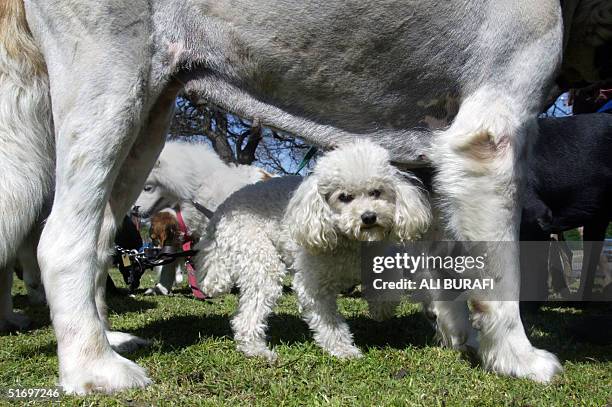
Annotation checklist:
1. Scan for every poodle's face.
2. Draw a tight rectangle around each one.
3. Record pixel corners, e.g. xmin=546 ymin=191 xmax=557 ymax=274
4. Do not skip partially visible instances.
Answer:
xmin=285 ymin=140 xmax=431 ymax=252
xmin=325 ymin=183 xmax=397 ymax=242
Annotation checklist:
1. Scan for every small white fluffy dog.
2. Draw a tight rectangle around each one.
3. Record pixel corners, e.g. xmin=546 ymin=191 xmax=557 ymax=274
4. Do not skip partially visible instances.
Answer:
xmin=195 ymin=140 xmax=430 ymax=360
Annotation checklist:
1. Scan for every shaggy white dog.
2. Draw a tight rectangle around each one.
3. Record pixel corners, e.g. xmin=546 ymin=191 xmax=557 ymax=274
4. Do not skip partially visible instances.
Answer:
xmin=195 ymin=140 xmax=431 ymax=360
xmin=134 ymin=140 xmax=271 ymax=239
xmin=133 ymin=141 xmax=271 ymax=294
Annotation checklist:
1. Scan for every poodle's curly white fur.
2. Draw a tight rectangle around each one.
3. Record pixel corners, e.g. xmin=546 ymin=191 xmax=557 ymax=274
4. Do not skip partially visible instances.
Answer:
xmin=194 ymin=140 xmax=431 ymax=360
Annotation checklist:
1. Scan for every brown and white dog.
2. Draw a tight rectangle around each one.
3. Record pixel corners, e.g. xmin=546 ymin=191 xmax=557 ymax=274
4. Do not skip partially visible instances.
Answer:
xmin=147 ymin=210 xmax=183 ymax=295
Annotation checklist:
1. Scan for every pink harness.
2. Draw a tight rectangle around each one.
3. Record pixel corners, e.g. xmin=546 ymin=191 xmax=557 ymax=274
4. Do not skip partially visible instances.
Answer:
xmin=176 ymin=207 xmax=206 ymax=300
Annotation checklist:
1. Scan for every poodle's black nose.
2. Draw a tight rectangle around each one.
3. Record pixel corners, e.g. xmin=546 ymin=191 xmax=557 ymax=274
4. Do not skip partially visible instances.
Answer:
xmin=361 ymin=211 xmax=377 ymax=225
xmin=131 ymin=206 xmax=140 ymax=216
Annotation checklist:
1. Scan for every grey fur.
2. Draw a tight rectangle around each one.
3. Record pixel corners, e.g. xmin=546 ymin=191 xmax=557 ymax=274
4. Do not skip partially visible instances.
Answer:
xmin=18 ymin=0 xmax=566 ymax=392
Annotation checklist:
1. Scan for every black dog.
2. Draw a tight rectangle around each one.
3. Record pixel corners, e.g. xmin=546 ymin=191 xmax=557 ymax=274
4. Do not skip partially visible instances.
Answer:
xmin=521 ymin=113 xmax=612 ymax=301
xmin=108 ymin=216 xmax=144 ymax=294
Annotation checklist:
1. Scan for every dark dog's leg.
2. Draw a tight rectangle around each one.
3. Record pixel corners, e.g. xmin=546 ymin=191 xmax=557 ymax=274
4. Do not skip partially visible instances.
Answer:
xmin=578 ymin=221 xmax=608 ymax=300
xmin=548 ymin=234 xmax=571 ymax=294
xmin=17 ymin=231 xmax=46 ymax=305
xmin=519 ymin=222 xmax=549 ymax=309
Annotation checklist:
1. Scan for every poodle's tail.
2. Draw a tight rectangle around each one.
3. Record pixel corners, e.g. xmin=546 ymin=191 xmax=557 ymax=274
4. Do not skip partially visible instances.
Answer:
xmin=0 ymin=0 xmax=54 ymax=267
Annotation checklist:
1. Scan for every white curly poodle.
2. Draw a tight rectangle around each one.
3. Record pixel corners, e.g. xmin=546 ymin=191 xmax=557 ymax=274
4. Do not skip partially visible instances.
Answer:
xmin=194 ymin=140 xmax=431 ymax=360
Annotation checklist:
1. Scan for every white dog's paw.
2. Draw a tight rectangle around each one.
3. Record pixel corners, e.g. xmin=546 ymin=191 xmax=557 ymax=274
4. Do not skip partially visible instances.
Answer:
xmin=60 ymin=352 xmax=152 ymax=394
xmin=328 ymin=344 xmax=363 ymax=359
xmin=237 ymin=343 xmax=278 ymax=362
xmin=0 ymin=312 xmax=31 ymax=331
xmin=483 ymin=343 xmax=562 ymax=383
xmin=144 ymin=283 xmax=171 ymax=296
xmin=106 ymin=331 xmax=151 ymax=353
xmin=175 ymin=270 xmax=184 ymax=285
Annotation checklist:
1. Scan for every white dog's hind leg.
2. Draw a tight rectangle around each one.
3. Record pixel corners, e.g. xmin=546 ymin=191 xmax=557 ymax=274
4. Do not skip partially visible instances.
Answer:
xmin=293 ymin=268 xmax=362 ymax=359
xmin=197 ymin=222 xmax=239 ymax=297
xmin=0 ymin=0 xmax=53 ymax=328
xmin=423 ymin=301 xmax=478 ymax=352
xmin=432 ymin=86 xmax=561 ymax=383
xmin=98 ymin=92 xmax=177 ymax=354
xmin=421 ymin=215 xmax=478 ymax=352
xmin=231 ymin=237 xmax=287 ymax=361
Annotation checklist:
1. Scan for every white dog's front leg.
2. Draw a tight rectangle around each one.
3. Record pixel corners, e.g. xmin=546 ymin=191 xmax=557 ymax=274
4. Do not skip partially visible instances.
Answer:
xmin=39 ymin=202 xmax=151 ymax=394
xmin=230 ymin=234 xmax=287 ymax=361
xmin=34 ymin=51 xmax=164 ymax=396
xmin=293 ymin=270 xmax=362 ymax=359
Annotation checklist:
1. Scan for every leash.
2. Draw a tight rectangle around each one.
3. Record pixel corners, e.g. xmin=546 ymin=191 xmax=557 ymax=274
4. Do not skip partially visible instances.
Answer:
xmin=191 ymin=200 xmax=214 ymax=219
xmin=176 ymin=205 xmax=208 ymax=300
xmin=295 ymin=146 xmax=317 ymax=174
xmin=114 ymin=245 xmax=199 ymax=293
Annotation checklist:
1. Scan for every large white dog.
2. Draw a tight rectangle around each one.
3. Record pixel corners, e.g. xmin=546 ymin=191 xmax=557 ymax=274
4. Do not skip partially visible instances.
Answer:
xmin=133 ymin=140 xmax=271 ymax=294
xmin=0 ymin=0 xmax=53 ymax=331
xmin=195 ymin=140 xmax=430 ymax=360
xmin=134 ymin=140 xmax=271 ymax=240
xmin=2 ymin=0 xmax=594 ymax=393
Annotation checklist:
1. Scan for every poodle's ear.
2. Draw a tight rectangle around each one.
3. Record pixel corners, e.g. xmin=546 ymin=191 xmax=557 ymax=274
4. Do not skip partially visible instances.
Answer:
xmin=392 ymin=177 xmax=431 ymax=241
xmin=285 ymin=176 xmax=337 ymax=252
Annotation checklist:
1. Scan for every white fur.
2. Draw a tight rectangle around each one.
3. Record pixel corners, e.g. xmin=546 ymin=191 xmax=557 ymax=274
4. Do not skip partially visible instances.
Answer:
xmin=134 ymin=141 xmax=269 ymax=238
xmin=0 ymin=0 xmax=53 ymax=330
xmin=429 ymin=85 xmax=563 ymax=383
xmin=195 ymin=140 xmax=431 ymax=360
xmin=134 ymin=141 xmax=270 ymax=294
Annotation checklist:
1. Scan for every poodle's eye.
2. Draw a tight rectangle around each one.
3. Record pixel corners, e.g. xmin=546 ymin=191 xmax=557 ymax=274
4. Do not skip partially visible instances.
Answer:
xmin=144 ymin=185 xmax=153 ymax=192
xmin=369 ymin=189 xmax=382 ymax=198
xmin=338 ymin=193 xmax=354 ymax=203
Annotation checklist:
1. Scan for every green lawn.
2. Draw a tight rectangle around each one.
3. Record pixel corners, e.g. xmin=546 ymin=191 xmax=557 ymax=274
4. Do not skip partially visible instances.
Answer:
xmin=1 ymin=270 xmax=610 ymax=406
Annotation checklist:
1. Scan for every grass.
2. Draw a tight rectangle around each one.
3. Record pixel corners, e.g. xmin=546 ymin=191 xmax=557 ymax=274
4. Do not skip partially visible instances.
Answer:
xmin=1 ymin=270 xmax=611 ymax=406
